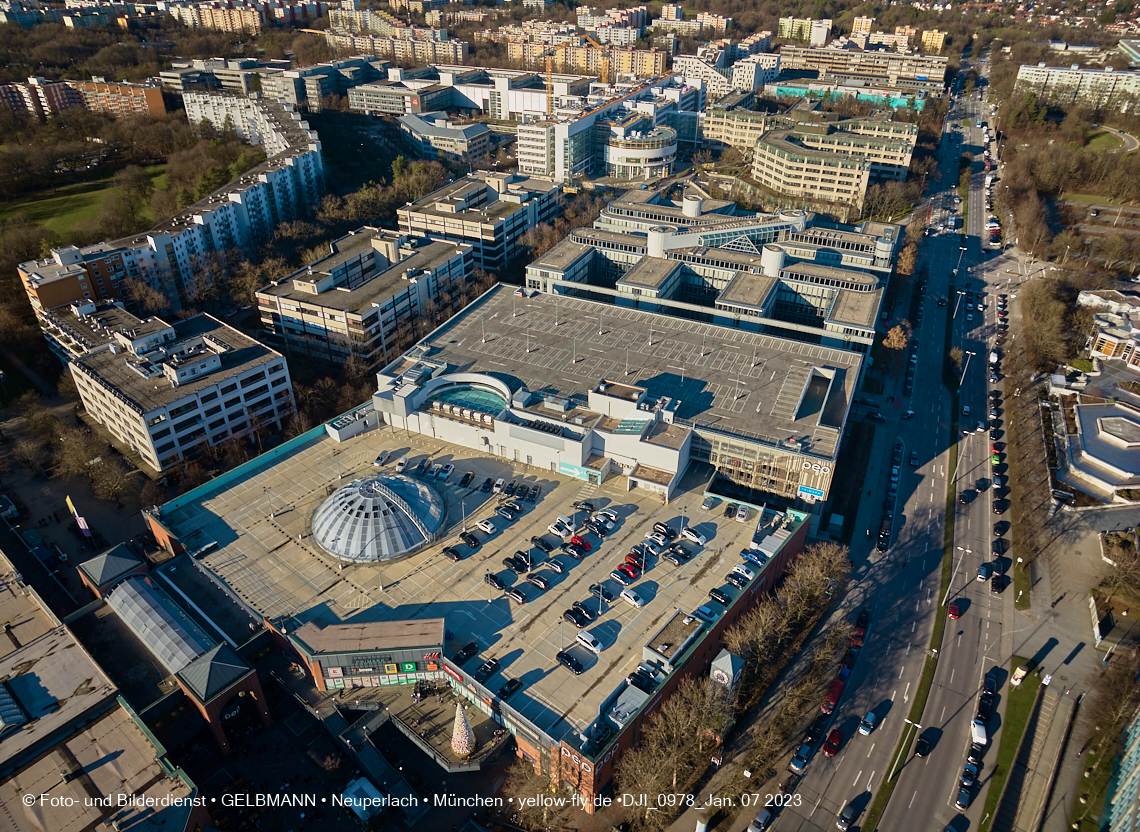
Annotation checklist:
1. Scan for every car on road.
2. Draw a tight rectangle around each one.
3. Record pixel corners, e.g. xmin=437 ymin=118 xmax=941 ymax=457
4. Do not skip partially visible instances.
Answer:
xmin=789 ymin=744 xmax=813 ymax=773
xmin=993 ymin=500 xmax=1009 ymax=515
xmin=556 ymin=650 xmax=584 ymax=675
xmin=948 ymin=600 xmax=961 ymax=619
xmin=837 ymin=803 xmax=858 ymax=831
xmin=977 ymin=563 xmax=991 ymax=581
xmin=823 ymin=729 xmax=843 ymax=757
xmin=959 ymin=491 xmax=974 ymax=505
xmin=476 ymin=519 xmax=497 ymax=535
xmin=498 ymin=678 xmax=522 ymax=700
xmin=573 ymin=500 xmax=595 ymax=512
xmin=859 ymin=712 xmax=877 ymax=735
xmin=915 ymin=735 xmax=932 ymax=757
xmin=909 ymin=450 xmax=920 ymax=466
xmin=459 ymin=471 xmax=474 ymax=487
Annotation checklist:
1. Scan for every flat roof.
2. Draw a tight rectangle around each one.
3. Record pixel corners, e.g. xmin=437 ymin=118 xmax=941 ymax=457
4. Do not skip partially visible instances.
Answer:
xmin=617 ymin=256 xmax=682 ymax=289
xmin=0 ymin=557 xmax=57 ymax=660
xmin=405 ymin=172 xmax=560 ymax=224
xmin=73 ymin=314 xmax=284 ymax=414
xmin=718 ymin=271 xmax=776 ymax=310
xmin=418 ymin=285 xmax=859 ymax=458
xmin=259 ymin=237 xmax=467 ymax=313
xmin=829 ymin=286 xmax=884 ymax=328
xmin=293 ymin=619 xmax=447 ymax=654
xmin=532 ymin=238 xmax=595 ymax=272
xmin=0 ymin=705 xmax=196 ymax=832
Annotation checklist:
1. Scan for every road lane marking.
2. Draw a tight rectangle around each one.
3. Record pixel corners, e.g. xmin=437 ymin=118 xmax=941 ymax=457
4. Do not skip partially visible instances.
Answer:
xmin=899 ymin=666 xmax=905 ymax=678
xmin=909 ymin=790 xmax=918 ymax=808
xmin=868 ymin=771 xmax=876 ymax=789
xmin=853 ymin=770 xmax=863 ymax=787
xmin=950 ymin=668 xmax=955 ymax=684
xmin=868 ymin=743 xmax=875 ymax=757
xmin=904 ymin=682 xmax=911 ymax=702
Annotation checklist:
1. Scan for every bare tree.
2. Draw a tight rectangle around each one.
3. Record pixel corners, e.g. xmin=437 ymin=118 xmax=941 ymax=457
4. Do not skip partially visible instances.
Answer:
xmin=12 ymin=438 xmax=46 ymax=472
xmin=90 ymin=457 xmax=135 ymax=505
xmin=502 ymin=757 xmax=574 ymax=831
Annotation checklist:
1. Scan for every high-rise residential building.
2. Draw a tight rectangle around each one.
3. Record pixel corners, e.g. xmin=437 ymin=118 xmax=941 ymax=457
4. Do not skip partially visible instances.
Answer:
xmin=921 ymin=29 xmax=948 ymax=53
xmin=256 ymin=228 xmax=474 ymax=368
xmin=778 ymin=17 xmax=833 ymax=46
xmin=852 ymin=16 xmax=874 ymax=35
xmin=702 ymin=106 xmax=774 ymax=150
xmin=69 ymin=79 xmax=166 ymax=118
xmin=168 ymin=0 xmax=329 ymax=33
xmin=1013 ymin=63 xmax=1140 ymax=108
xmin=778 ymin=45 xmax=949 ymax=90
xmin=731 ymin=54 xmax=781 ymax=92
xmin=322 ymin=31 xmax=470 ymax=65
xmin=66 ymin=310 xmax=295 ymax=472
xmin=674 ymin=51 xmax=733 ymax=99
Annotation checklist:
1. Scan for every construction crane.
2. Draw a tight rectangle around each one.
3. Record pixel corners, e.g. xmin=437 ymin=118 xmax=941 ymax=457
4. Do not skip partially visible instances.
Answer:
xmin=584 ymin=35 xmax=611 ymax=84
xmin=539 ymin=41 xmax=571 ymax=118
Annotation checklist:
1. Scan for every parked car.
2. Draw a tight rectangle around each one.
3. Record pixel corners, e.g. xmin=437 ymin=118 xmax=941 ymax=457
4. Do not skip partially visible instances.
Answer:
xmin=789 ymin=744 xmax=813 ymax=773
xmin=439 ymin=463 xmax=454 ymax=481
xmin=562 ymin=608 xmax=589 ymax=628
xmin=476 ymin=519 xmax=497 ymax=535
xmin=493 ymin=478 xmax=505 ymax=493
xmin=576 ymin=631 xmax=602 ymax=654
xmin=735 ymin=504 xmax=750 ymax=522
xmin=504 ymin=480 xmax=517 ymax=496
xmin=681 ymin=527 xmax=707 ymax=545
xmin=460 ymin=531 xmax=480 ymax=548
xmin=531 ymin=536 xmax=554 ymax=553
xmin=709 ymin=587 xmax=732 ymax=605
xmin=556 ymin=650 xmax=584 ymax=675
xmin=724 ymin=503 xmax=737 ymax=518
xmin=480 ymin=477 xmax=494 ymax=493
xmin=442 ymin=546 xmax=464 ymax=562
xmin=823 ymin=729 xmax=843 ymax=757
xmin=473 ymin=658 xmax=500 ymax=683
xmin=484 ymin=572 xmax=506 ymax=591
xmin=498 ymin=678 xmax=522 ymax=700
xmin=526 ymin=572 xmax=551 ymax=590
xmin=459 ymin=471 xmax=474 ymax=487
xmin=505 ymin=587 xmax=527 ymax=604
xmin=452 ymin=641 xmax=478 ymax=665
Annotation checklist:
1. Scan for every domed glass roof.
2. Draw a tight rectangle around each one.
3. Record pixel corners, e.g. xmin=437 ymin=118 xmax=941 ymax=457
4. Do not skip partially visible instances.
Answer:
xmin=311 ymin=475 xmax=444 ymax=563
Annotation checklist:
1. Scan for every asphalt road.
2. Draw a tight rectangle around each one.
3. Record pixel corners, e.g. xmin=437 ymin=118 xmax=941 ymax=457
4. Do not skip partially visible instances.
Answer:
xmin=767 ymin=83 xmax=1001 ymax=832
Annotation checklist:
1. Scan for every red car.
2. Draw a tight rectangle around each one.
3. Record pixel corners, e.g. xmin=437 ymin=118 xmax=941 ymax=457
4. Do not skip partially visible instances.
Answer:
xmin=570 ymin=535 xmax=592 ymax=551
xmin=625 ymin=553 xmax=644 ymax=568
xmin=617 ymin=563 xmax=641 ymax=580
xmin=948 ymin=601 xmax=961 ymax=619
xmin=823 ymin=729 xmax=843 ymax=758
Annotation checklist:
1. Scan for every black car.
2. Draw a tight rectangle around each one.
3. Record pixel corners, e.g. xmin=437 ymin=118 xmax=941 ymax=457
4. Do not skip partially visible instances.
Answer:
xmin=976 ymin=478 xmax=988 ymax=493
xmin=484 ymin=572 xmax=506 ymax=591
xmin=967 ymin=743 xmax=985 ymax=765
xmin=504 ymin=480 xmax=517 ymax=496
xmin=589 ymin=583 xmax=616 ymax=602
xmin=663 ymin=552 xmax=685 ymax=566
xmin=515 ymin=485 xmax=530 ymax=502
xmin=877 ymin=534 xmax=889 ymax=553
xmin=993 ymin=557 xmax=1008 ymax=574
xmin=506 ymin=587 xmax=527 ymax=604
xmin=992 ymin=539 xmax=1006 ymax=556
xmin=723 ymin=503 xmax=737 ymax=518
xmin=989 ymin=389 xmax=1001 ymax=400
xmin=452 ymin=641 xmax=479 ymax=665
xmin=993 ymin=500 xmax=1009 ymax=515
xmin=531 ymin=536 xmax=554 ymax=553
xmin=709 ymin=587 xmax=732 ymax=606
xmin=574 ymin=500 xmax=595 ymax=511
xmin=984 ymin=672 xmax=998 ymax=694
xmin=481 ymin=477 xmax=494 ymax=493
xmin=460 ymin=531 xmax=480 ymax=548
xmin=959 ymin=490 xmax=974 ymax=504
xmin=977 ymin=692 xmax=994 ymax=721
xmin=572 ymin=600 xmax=597 ymax=621
xmin=669 ymin=543 xmax=692 ymax=560
xmin=993 ymin=521 xmax=1007 ymax=537
xmin=498 ymin=678 xmax=522 ymax=700
xmin=991 ymin=574 xmax=1007 ymax=594
xmin=526 ymin=486 xmax=541 ymax=503
xmin=459 ymin=471 xmax=475 ymax=488
xmin=586 ymin=521 xmax=608 ymax=538
xmin=726 ymin=572 xmax=748 ymax=590
xmin=526 ymin=572 xmax=551 ymax=590
xmin=915 ymin=736 xmax=932 ymax=758
xmin=841 ymin=647 xmax=859 ymax=669
xmin=502 ymin=556 xmax=526 ymax=574
xmin=806 ymin=721 xmax=825 ymax=744
xmin=563 ymin=608 xmax=589 ymax=628
xmin=473 ymin=658 xmax=500 ymax=683
xmin=442 ymin=546 xmax=464 ymax=562
xmin=556 ymin=650 xmax=584 ymax=675
xmin=653 ymin=522 xmax=678 ymax=540
xmin=562 ymin=542 xmax=586 ymax=557
xmin=857 ymin=608 xmax=873 ymax=628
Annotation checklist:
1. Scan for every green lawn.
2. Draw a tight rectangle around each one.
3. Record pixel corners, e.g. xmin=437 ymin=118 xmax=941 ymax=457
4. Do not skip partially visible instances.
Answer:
xmin=1060 ymin=192 xmax=1128 ymax=206
xmin=0 ymin=164 xmax=168 ymax=237
xmin=977 ymin=657 xmax=1042 ymax=832
xmin=1087 ymin=129 xmax=1124 ymax=152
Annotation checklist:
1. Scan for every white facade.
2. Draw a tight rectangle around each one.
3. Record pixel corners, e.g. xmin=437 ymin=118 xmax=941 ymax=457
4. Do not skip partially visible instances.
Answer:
xmin=516 ymin=116 xmax=597 ymax=181
xmin=731 ymin=54 xmax=781 ymax=92
xmin=674 ymin=54 xmax=734 ymax=99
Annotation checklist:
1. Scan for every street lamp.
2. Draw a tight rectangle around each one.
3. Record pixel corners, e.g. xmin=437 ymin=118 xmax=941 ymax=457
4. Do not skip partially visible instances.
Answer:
xmin=960 ymin=350 xmax=977 ymax=386
xmin=887 ymin=719 xmax=924 ymax=782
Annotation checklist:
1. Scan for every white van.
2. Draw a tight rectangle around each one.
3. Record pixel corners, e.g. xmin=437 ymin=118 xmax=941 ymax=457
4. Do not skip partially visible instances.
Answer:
xmin=971 ymin=718 xmax=988 ymax=745
xmin=576 ymin=631 xmax=602 ymax=654
xmin=395 ymin=456 xmax=409 ymax=473
xmin=733 ymin=563 xmax=757 ymax=581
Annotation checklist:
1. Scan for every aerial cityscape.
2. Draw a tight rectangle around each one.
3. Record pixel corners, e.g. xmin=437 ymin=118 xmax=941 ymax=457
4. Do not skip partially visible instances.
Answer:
xmin=1 ymin=2 xmax=1140 ymax=832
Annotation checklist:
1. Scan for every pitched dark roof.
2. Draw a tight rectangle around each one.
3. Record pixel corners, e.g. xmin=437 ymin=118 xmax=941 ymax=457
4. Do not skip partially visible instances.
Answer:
xmin=177 ymin=644 xmax=251 ymax=703
xmin=78 ymin=543 xmax=143 ymax=590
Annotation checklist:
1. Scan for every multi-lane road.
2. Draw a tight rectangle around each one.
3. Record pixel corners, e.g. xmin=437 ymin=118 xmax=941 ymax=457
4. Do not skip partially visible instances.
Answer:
xmin=765 ymin=65 xmax=1027 ymax=832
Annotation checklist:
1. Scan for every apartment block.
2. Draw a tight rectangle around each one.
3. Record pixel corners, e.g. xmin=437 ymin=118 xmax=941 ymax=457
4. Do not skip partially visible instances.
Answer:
xmin=731 ymin=54 xmax=781 ymax=92
xmin=256 ymin=228 xmax=474 ymax=368
xmin=20 ymin=96 xmax=324 ymax=316
xmin=1014 ymin=63 xmax=1140 ymax=109
xmin=323 ymin=32 xmax=470 ymax=66
xmin=70 ymin=79 xmax=166 ymax=118
xmin=67 ymin=310 xmax=295 ymax=471
xmin=702 ymin=106 xmax=774 ymax=150
xmin=851 ymin=16 xmax=874 ymax=35
xmin=778 ymin=46 xmax=949 ymax=90
xmin=398 ymin=112 xmax=491 ymax=162
xmin=160 ymin=58 xmax=292 ymax=95
xmin=425 ymin=9 xmax=488 ymax=26
xmin=674 ymin=51 xmax=733 ymax=99
xmin=168 ymin=0 xmax=329 ymax=32
xmin=169 ymin=5 xmax=264 ymax=34
xmin=777 ymin=17 xmax=833 ymax=46
xmin=921 ymin=29 xmax=948 ymax=53
xmin=398 ymin=172 xmax=562 ymax=271
xmin=507 ymin=42 xmax=666 ymax=78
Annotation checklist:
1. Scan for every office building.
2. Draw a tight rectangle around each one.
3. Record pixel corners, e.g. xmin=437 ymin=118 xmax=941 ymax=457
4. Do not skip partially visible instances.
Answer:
xmin=777 ymin=46 xmax=949 ymax=91
xmin=1105 ymin=703 xmax=1140 ymax=831
xmin=397 ymin=171 xmax=562 ymax=271
xmin=525 ymin=184 xmax=900 ymax=356
xmin=160 ymin=57 xmax=293 ymax=95
xmin=256 ymin=229 xmax=474 ymax=368
xmin=398 ymin=111 xmax=492 ymax=162
xmin=599 ymin=112 xmax=678 ymax=180
xmin=763 ymin=77 xmax=929 ymax=110
xmin=67 ymin=310 xmax=295 ymax=471
xmin=1080 ymin=290 xmax=1140 ymax=371
xmin=703 ymin=106 xmax=774 ymax=150
xmin=20 ymin=96 xmax=323 ymax=315
xmin=921 ymin=29 xmax=948 ymax=53
xmin=260 ymin=56 xmax=391 ymax=111
xmin=1014 ymin=63 xmax=1140 ymax=110
xmin=778 ymin=17 xmax=833 ymax=46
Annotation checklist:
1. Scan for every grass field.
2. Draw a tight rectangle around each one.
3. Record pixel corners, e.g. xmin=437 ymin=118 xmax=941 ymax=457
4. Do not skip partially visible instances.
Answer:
xmin=1087 ymin=129 xmax=1125 ymax=152
xmin=1059 ymin=192 xmax=1129 ymax=207
xmin=0 ymin=164 xmax=168 ymax=237
xmin=977 ymin=657 xmax=1042 ymax=832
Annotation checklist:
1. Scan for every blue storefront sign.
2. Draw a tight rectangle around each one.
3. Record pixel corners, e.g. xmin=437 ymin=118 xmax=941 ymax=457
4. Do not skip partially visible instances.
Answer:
xmin=798 ymin=485 xmax=825 ymax=498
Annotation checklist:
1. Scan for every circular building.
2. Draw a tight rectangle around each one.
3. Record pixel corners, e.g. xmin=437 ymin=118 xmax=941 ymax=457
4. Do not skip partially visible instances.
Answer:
xmin=311 ymin=475 xmax=444 ymax=564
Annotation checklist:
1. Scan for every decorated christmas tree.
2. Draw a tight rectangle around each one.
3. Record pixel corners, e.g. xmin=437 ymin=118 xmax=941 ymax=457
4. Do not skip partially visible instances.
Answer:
xmin=451 ymin=703 xmax=476 ymax=757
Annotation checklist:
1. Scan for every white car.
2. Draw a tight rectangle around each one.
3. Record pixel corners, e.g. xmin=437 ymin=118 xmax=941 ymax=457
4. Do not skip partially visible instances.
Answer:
xmin=597 ymin=509 xmax=619 ymax=523
xmin=858 ymin=712 xmax=877 ymax=735
xmin=438 ymin=463 xmax=454 ymax=481
xmin=476 ymin=519 xmax=497 ymax=535
xmin=735 ymin=504 xmax=750 ymax=523
xmin=645 ymin=532 xmax=669 ymax=547
xmin=548 ymin=521 xmax=570 ymax=537
xmin=493 ymin=478 xmax=505 ymax=494
xmin=428 ymin=463 xmax=442 ymax=478
xmin=620 ymin=588 xmax=647 ymax=607
xmin=576 ymin=631 xmax=602 ymax=654
xmin=372 ymin=450 xmax=391 ymax=466
xmin=680 ymin=527 xmax=707 ymax=546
